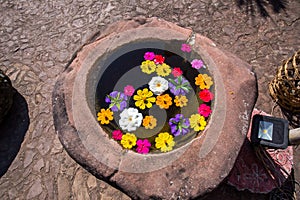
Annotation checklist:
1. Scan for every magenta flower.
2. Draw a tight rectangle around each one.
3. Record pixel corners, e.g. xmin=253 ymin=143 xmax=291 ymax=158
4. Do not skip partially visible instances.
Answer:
xmin=124 ymin=85 xmax=135 ymax=96
xmin=198 ymin=104 xmax=212 ymax=117
xmin=181 ymin=43 xmax=191 ymax=53
xmin=144 ymin=52 xmax=155 ymax=60
xmin=112 ymin=130 xmax=123 ymax=140
xmin=191 ymin=59 xmax=204 ymax=69
xmin=172 ymin=67 xmax=183 ymax=77
xmin=136 ymin=139 xmax=151 ymax=154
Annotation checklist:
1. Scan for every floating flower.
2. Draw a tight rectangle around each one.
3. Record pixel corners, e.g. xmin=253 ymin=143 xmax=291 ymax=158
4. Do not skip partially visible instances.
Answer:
xmin=119 ymin=108 xmax=143 ymax=132
xmin=169 ymin=114 xmax=190 ymax=136
xmin=140 ymin=60 xmax=156 ymax=74
xmin=112 ymin=130 xmax=123 ymax=140
xmin=154 ymin=55 xmax=165 ymax=64
xmin=155 ymin=132 xmax=175 ymax=152
xmin=189 ymin=114 xmax=207 ymax=131
xmin=168 ymin=76 xmax=192 ymax=96
xmin=105 ymin=91 xmax=128 ymax=112
xmin=148 ymin=76 xmax=169 ymax=95
xmin=124 ymin=85 xmax=135 ymax=96
xmin=174 ymin=95 xmax=188 ymax=107
xmin=172 ymin=67 xmax=183 ymax=77
xmin=198 ymin=104 xmax=212 ymax=117
xmin=191 ymin=59 xmax=204 ymax=69
xmin=156 ymin=63 xmax=171 ymax=77
xmin=133 ymin=88 xmax=156 ymax=110
xmin=136 ymin=139 xmax=151 ymax=154
xmin=142 ymin=115 xmax=157 ymax=129
xmin=156 ymin=94 xmax=172 ymax=109
xmin=121 ymin=133 xmax=137 ymax=149
xmin=195 ymin=74 xmax=213 ymax=89
xmin=144 ymin=52 xmax=155 ymax=60
xmin=199 ymin=89 xmax=214 ymax=102
xmin=97 ymin=109 xmax=113 ymax=125
xmin=181 ymin=43 xmax=191 ymax=53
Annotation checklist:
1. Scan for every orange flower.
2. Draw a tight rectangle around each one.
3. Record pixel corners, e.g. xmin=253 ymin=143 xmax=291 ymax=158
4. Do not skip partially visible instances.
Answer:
xmin=195 ymin=74 xmax=213 ymax=89
xmin=174 ymin=95 xmax=188 ymax=107
xmin=97 ymin=109 xmax=113 ymax=124
xmin=156 ymin=94 xmax=172 ymax=109
xmin=142 ymin=115 xmax=157 ymax=129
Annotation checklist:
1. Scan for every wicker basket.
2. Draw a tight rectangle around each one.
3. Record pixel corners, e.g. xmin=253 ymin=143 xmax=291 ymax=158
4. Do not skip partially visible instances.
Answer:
xmin=269 ymin=50 xmax=300 ymax=113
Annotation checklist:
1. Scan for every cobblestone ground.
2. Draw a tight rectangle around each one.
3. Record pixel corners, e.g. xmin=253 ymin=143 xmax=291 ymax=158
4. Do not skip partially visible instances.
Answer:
xmin=0 ymin=0 xmax=299 ymax=199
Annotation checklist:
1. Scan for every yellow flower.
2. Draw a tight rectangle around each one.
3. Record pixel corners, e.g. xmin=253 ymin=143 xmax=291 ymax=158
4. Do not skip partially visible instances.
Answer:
xmin=195 ymin=74 xmax=213 ymax=89
xmin=140 ymin=60 xmax=156 ymax=74
xmin=155 ymin=132 xmax=175 ymax=152
xmin=97 ymin=108 xmax=113 ymax=124
xmin=121 ymin=133 xmax=137 ymax=149
xmin=142 ymin=115 xmax=157 ymax=129
xmin=133 ymin=88 xmax=156 ymax=110
xmin=174 ymin=95 xmax=188 ymax=107
xmin=156 ymin=63 xmax=171 ymax=76
xmin=156 ymin=94 xmax=172 ymax=109
xmin=189 ymin=114 xmax=207 ymax=131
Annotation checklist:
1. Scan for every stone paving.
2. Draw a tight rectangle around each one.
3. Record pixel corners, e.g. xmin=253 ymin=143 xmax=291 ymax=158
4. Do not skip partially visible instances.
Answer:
xmin=0 ymin=0 xmax=299 ymax=199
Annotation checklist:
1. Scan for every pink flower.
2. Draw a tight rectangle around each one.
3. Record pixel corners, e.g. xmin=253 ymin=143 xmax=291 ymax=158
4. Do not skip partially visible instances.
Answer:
xmin=124 ymin=85 xmax=135 ymax=96
xmin=198 ymin=104 xmax=212 ymax=117
xmin=191 ymin=59 xmax=204 ymax=69
xmin=172 ymin=67 xmax=183 ymax=77
xmin=181 ymin=43 xmax=191 ymax=53
xmin=154 ymin=55 xmax=165 ymax=64
xmin=144 ymin=52 xmax=155 ymax=60
xmin=112 ymin=130 xmax=123 ymax=140
xmin=136 ymin=139 xmax=151 ymax=154
xmin=199 ymin=89 xmax=214 ymax=102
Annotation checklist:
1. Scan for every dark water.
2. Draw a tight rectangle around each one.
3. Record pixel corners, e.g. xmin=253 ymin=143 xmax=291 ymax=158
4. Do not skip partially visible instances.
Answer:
xmin=95 ymin=46 xmax=214 ymax=153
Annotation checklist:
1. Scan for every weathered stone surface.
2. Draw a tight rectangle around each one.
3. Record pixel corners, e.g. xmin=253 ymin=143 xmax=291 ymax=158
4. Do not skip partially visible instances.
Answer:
xmin=0 ymin=70 xmax=14 ymax=124
xmin=0 ymin=0 xmax=299 ymax=199
xmin=53 ymin=18 xmax=257 ymax=199
xmin=26 ymin=178 xmax=43 ymax=199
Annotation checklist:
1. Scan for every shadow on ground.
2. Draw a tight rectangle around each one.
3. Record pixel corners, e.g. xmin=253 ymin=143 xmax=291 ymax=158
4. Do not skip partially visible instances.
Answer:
xmin=236 ymin=0 xmax=287 ymax=17
xmin=0 ymin=90 xmax=29 ymax=177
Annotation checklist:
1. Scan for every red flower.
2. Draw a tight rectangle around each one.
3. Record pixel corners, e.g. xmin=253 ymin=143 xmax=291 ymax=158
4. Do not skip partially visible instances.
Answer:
xmin=199 ymin=89 xmax=214 ymax=102
xmin=198 ymin=104 xmax=212 ymax=117
xmin=172 ymin=67 xmax=183 ymax=77
xmin=154 ymin=55 xmax=165 ymax=64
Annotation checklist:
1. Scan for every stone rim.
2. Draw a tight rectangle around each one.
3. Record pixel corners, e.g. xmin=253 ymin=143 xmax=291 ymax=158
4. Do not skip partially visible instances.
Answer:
xmin=53 ymin=18 xmax=257 ymax=199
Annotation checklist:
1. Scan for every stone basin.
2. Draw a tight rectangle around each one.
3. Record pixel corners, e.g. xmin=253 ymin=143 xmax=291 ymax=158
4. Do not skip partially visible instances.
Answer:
xmin=52 ymin=18 xmax=257 ymax=199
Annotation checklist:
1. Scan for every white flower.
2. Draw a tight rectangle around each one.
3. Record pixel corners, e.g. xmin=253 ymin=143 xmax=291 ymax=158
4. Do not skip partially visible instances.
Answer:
xmin=119 ymin=107 xmax=143 ymax=132
xmin=148 ymin=76 xmax=169 ymax=95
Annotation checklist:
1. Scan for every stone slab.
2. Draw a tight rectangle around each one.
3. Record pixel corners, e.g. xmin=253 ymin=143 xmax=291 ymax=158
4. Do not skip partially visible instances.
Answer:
xmin=52 ymin=17 xmax=257 ymax=199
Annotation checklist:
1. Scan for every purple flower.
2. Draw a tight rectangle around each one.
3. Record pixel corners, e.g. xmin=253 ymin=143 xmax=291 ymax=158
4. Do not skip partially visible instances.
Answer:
xmin=144 ymin=52 xmax=155 ymax=60
xmin=105 ymin=91 xmax=128 ymax=112
xmin=169 ymin=114 xmax=190 ymax=136
xmin=191 ymin=59 xmax=204 ymax=69
xmin=181 ymin=43 xmax=191 ymax=53
xmin=168 ymin=76 xmax=192 ymax=96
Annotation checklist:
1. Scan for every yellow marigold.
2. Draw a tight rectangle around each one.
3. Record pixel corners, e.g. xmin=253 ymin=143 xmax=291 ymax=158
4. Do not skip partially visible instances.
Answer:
xmin=97 ymin=108 xmax=113 ymax=125
xmin=155 ymin=132 xmax=175 ymax=152
xmin=121 ymin=133 xmax=137 ymax=149
xmin=189 ymin=114 xmax=207 ymax=131
xmin=142 ymin=115 xmax=157 ymax=129
xmin=140 ymin=60 xmax=156 ymax=74
xmin=156 ymin=94 xmax=172 ymax=109
xmin=156 ymin=63 xmax=171 ymax=77
xmin=133 ymin=88 xmax=156 ymax=110
xmin=195 ymin=74 xmax=213 ymax=89
xmin=174 ymin=95 xmax=188 ymax=107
